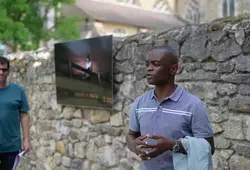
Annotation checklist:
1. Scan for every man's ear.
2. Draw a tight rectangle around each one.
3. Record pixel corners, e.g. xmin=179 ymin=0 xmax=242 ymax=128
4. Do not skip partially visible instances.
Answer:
xmin=170 ymin=64 xmax=178 ymax=75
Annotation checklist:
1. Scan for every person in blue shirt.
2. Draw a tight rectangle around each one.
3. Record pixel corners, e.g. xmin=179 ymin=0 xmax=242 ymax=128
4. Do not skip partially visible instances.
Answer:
xmin=0 ymin=56 xmax=31 ymax=170
xmin=126 ymin=46 xmax=214 ymax=170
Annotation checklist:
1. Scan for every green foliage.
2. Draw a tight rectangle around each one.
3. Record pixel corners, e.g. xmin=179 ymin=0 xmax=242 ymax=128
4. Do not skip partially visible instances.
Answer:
xmin=0 ymin=0 xmax=81 ymax=52
xmin=202 ymin=56 xmax=216 ymax=62
xmin=208 ymin=12 xmax=250 ymax=32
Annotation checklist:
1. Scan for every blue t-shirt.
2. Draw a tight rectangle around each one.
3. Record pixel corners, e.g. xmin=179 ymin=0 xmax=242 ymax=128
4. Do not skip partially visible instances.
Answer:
xmin=0 ymin=83 xmax=30 ymax=153
xmin=129 ymin=86 xmax=213 ymax=170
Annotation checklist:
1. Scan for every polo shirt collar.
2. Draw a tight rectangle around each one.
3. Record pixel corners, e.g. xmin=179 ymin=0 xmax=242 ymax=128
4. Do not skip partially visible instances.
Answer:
xmin=150 ymin=85 xmax=183 ymax=102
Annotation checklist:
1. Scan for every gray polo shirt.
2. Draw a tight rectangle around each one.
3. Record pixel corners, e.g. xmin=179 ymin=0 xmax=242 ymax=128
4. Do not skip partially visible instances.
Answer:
xmin=129 ymin=85 xmax=213 ymax=170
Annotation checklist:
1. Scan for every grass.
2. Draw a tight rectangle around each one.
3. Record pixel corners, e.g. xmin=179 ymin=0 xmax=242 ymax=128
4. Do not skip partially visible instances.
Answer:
xmin=208 ymin=13 xmax=250 ymax=32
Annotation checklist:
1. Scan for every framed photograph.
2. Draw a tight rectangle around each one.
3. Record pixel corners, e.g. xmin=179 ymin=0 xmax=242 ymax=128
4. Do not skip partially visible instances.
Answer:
xmin=54 ymin=35 xmax=113 ymax=109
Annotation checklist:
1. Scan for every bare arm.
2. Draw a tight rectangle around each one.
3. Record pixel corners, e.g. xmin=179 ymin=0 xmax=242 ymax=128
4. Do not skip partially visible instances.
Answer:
xmin=21 ymin=112 xmax=30 ymax=142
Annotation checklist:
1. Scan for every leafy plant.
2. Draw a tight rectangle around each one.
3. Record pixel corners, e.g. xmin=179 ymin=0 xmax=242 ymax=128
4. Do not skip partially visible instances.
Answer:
xmin=0 ymin=0 xmax=81 ymax=52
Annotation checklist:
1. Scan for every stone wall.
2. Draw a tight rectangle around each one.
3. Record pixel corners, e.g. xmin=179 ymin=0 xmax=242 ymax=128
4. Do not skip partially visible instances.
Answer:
xmin=8 ymin=17 xmax=250 ymax=170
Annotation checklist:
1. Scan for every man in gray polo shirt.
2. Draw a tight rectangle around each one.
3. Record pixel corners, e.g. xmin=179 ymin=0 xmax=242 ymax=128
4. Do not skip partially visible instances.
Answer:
xmin=126 ymin=46 xmax=214 ymax=170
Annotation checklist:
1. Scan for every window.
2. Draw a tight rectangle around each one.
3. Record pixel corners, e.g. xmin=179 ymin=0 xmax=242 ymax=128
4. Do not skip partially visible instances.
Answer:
xmin=222 ymin=0 xmax=235 ymax=17
xmin=184 ymin=0 xmax=200 ymax=24
xmin=117 ymin=0 xmax=136 ymax=4
xmin=153 ymin=0 xmax=168 ymax=12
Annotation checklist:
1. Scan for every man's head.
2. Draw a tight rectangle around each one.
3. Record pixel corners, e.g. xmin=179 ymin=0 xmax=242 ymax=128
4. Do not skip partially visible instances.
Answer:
xmin=146 ymin=46 xmax=178 ymax=86
xmin=0 ymin=56 xmax=10 ymax=83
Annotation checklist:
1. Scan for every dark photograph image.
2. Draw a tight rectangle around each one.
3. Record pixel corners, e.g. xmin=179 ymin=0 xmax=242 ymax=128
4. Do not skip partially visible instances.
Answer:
xmin=54 ymin=35 xmax=113 ymax=109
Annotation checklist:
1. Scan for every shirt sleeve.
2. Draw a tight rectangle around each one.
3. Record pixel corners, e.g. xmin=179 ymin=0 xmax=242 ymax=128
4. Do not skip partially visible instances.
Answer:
xmin=129 ymin=99 xmax=140 ymax=132
xmin=20 ymin=87 xmax=30 ymax=113
xmin=191 ymin=102 xmax=213 ymax=138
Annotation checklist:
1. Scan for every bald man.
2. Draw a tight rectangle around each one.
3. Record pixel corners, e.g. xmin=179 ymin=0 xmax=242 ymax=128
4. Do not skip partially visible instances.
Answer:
xmin=126 ymin=46 xmax=214 ymax=170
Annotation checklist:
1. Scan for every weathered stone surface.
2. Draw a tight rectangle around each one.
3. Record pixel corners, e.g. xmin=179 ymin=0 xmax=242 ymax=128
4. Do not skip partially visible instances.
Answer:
xmin=239 ymin=85 xmax=250 ymax=95
xmin=181 ymin=26 xmax=209 ymax=61
xmin=212 ymin=123 xmax=223 ymax=135
xmin=115 ymin=61 xmax=134 ymax=74
xmin=233 ymin=142 xmax=250 ymax=158
xmin=74 ymin=142 xmax=86 ymax=158
xmin=192 ymin=70 xmax=220 ymax=81
xmin=217 ymin=62 xmax=235 ymax=73
xmin=201 ymin=62 xmax=217 ymax=71
xmin=214 ymin=135 xmax=231 ymax=149
xmin=235 ymin=29 xmax=245 ymax=45
xmin=56 ymin=141 xmax=66 ymax=154
xmin=212 ymin=149 xmax=234 ymax=170
xmin=185 ymin=62 xmax=201 ymax=72
xmin=235 ymin=54 xmax=250 ymax=72
xmin=223 ymin=120 xmax=244 ymax=140
xmin=228 ymin=96 xmax=250 ymax=113
xmin=208 ymin=30 xmax=226 ymax=42
xmin=115 ymin=43 xmax=136 ymax=61
xmin=245 ymin=118 xmax=250 ymax=141
xmin=212 ymin=37 xmax=241 ymax=61
xmin=242 ymin=34 xmax=250 ymax=53
xmin=135 ymin=65 xmax=146 ymax=79
xmin=184 ymin=82 xmax=217 ymax=100
xmin=87 ymin=110 xmax=111 ymax=124
xmin=110 ymin=112 xmax=124 ymax=127
xmin=62 ymin=156 xmax=71 ymax=167
xmin=217 ymin=83 xmax=238 ymax=96
xmin=71 ymin=158 xmax=83 ymax=170
xmin=97 ymin=146 xmax=119 ymax=167
xmin=229 ymin=155 xmax=250 ymax=170
xmin=221 ymin=74 xmax=250 ymax=84
xmin=114 ymin=73 xmax=124 ymax=83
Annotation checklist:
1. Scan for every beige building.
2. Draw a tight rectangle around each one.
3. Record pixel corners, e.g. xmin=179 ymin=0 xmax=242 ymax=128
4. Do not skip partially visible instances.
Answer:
xmin=62 ymin=0 xmax=201 ymax=39
xmin=199 ymin=0 xmax=250 ymax=23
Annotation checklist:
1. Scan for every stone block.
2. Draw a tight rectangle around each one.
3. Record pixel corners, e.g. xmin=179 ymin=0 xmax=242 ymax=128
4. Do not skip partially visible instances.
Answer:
xmin=217 ymin=62 xmax=235 ymax=73
xmin=233 ymin=142 xmax=250 ymax=158
xmin=181 ymin=27 xmax=209 ymax=61
xmin=212 ymin=123 xmax=223 ymax=135
xmin=184 ymin=62 xmax=201 ymax=72
xmin=115 ymin=61 xmax=134 ymax=74
xmin=217 ymin=83 xmax=238 ymax=96
xmin=110 ymin=112 xmax=124 ymax=127
xmin=192 ymin=70 xmax=220 ymax=81
xmin=229 ymin=155 xmax=250 ymax=170
xmin=87 ymin=109 xmax=111 ymax=124
xmin=212 ymin=37 xmax=241 ymax=62
xmin=53 ymin=153 xmax=61 ymax=165
xmin=184 ymin=82 xmax=217 ymax=100
xmin=239 ymin=85 xmax=250 ymax=95
xmin=245 ymin=118 xmax=250 ymax=141
xmin=74 ymin=142 xmax=86 ymax=158
xmin=222 ymin=120 xmax=244 ymax=140
xmin=62 ymin=156 xmax=71 ymax=167
xmin=71 ymin=158 xmax=83 ymax=170
xmin=212 ymin=149 xmax=234 ymax=170
xmin=228 ymin=96 xmax=250 ymax=113
xmin=201 ymin=62 xmax=217 ymax=71
xmin=221 ymin=74 xmax=250 ymax=84
xmin=214 ymin=135 xmax=231 ymax=149
xmin=56 ymin=141 xmax=66 ymax=154
xmin=235 ymin=54 xmax=250 ymax=72
xmin=97 ymin=146 xmax=119 ymax=167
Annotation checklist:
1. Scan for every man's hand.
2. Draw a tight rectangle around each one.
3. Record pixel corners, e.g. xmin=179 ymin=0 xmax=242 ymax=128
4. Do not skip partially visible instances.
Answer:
xmin=22 ymin=139 xmax=31 ymax=153
xmin=133 ymin=135 xmax=152 ymax=160
xmin=141 ymin=135 xmax=175 ymax=159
